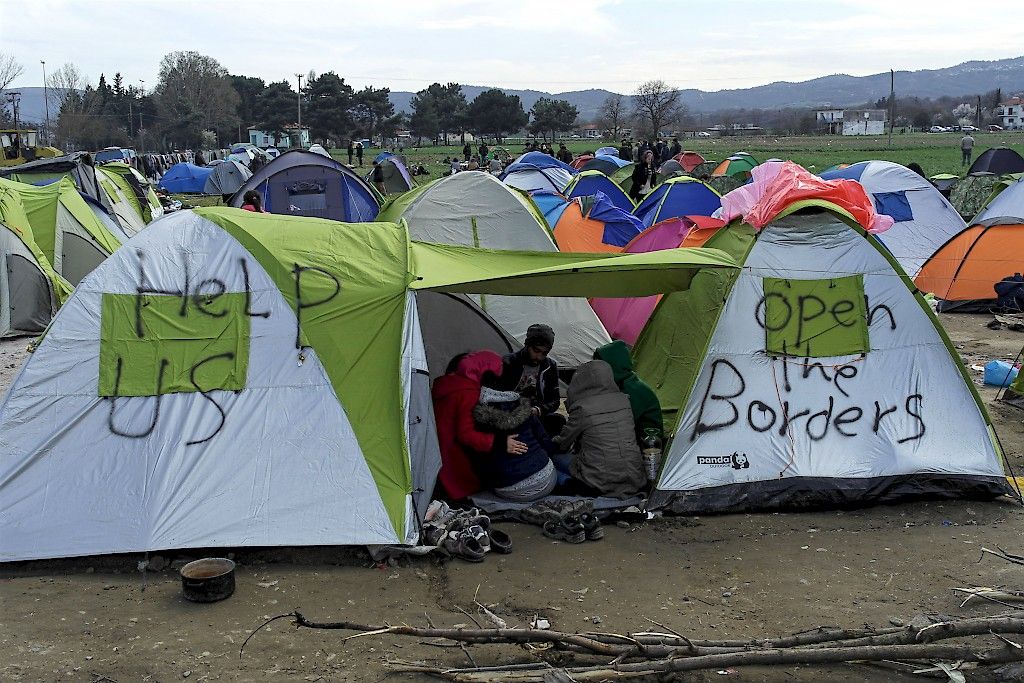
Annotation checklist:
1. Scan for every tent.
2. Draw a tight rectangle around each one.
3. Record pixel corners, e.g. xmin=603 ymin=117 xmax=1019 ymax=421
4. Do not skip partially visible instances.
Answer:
xmin=0 ymin=182 xmax=71 ymax=336
xmin=203 ymin=159 xmax=252 ymax=196
xmin=821 ymin=161 xmax=968 ymax=278
xmin=530 ymin=190 xmax=571 ymax=230
xmin=930 ymin=173 xmax=960 ymax=197
xmin=950 ymin=172 xmax=1001 ymax=219
xmin=563 ymin=169 xmax=635 ymax=213
xmin=975 ymin=175 xmax=1024 ymax=223
xmin=159 ymin=163 xmax=214 ymax=194
xmin=0 ymin=177 xmax=123 ymax=286
xmin=712 ymin=152 xmax=758 ymax=177
xmin=595 ymin=146 xmax=619 ymax=157
xmin=967 ymin=147 xmax=1024 ymax=176
xmin=552 ymin=193 xmax=644 ymax=254
xmin=366 ymin=156 xmax=414 ymax=195
xmin=502 ymin=151 xmax=577 ymax=193
xmin=580 ymin=154 xmax=631 ymax=176
xmin=674 ymin=151 xmax=706 ymax=172
xmin=0 ymin=153 xmax=106 ymax=206
xmin=570 ymin=154 xmax=594 ymax=170
xmin=230 ymin=150 xmax=380 ymax=221
xmin=308 ymin=144 xmax=332 ymax=158
xmin=633 ymin=176 xmax=721 ymax=228
xmin=610 ymin=162 xmax=636 ymax=197
xmin=100 ymin=162 xmax=164 ymax=224
xmin=657 ymin=159 xmax=688 ymax=181
xmin=915 ymin=218 xmax=1024 ymax=311
xmin=633 ymin=201 xmax=1012 ymax=513
xmin=378 ymin=171 xmax=612 ymax=366
xmin=0 ymin=207 xmax=736 ymax=561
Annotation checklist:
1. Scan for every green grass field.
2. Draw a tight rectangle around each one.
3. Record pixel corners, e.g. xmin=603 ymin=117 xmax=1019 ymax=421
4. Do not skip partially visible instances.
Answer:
xmin=333 ymin=132 xmax=1024 ymax=179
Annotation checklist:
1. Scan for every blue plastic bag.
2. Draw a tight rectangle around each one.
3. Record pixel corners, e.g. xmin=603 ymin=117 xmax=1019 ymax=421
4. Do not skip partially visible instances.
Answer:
xmin=984 ymin=360 xmax=1019 ymax=387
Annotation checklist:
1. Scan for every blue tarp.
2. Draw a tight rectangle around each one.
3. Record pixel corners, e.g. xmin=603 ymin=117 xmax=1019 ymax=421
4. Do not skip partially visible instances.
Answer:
xmin=586 ymin=192 xmax=644 ymax=246
xmin=566 ymin=173 xmax=634 ymax=213
xmin=159 ymin=163 xmax=214 ymax=194
xmin=633 ymin=178 xmax=721 ymax=228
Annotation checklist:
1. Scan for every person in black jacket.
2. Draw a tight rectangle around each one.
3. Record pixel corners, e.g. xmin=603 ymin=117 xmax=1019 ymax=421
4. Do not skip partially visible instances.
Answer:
xmin=500 ymin=323 xmax=565 ymax=436
xmin=618 ymin=139 xmax=633 ymax=161
xmin=629 ymin=150 xmax=658 ymax=202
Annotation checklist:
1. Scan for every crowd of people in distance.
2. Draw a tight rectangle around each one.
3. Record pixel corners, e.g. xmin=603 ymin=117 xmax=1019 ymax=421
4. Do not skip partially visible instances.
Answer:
xmin=432 ymin=323 xmax=664 ymax=506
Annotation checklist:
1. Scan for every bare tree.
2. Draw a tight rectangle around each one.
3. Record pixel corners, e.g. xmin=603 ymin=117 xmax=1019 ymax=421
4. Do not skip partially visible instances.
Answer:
xmin=46 ymin=62 xmax=86 ymax=113
xmin=0 ymin=52 xmax=23 ymax=92
xmin=597 ymin=93 xmax=627 ymax=140
xmin=632 ymin=79 xmax=685 ymax=139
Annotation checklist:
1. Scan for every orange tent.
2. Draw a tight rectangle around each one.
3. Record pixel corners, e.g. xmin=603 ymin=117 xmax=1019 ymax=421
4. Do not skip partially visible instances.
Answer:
xmin=570 ymin=154 xmax=594 ymax=170
xmin=915 ymin=219 xmax=1024 ymax=308
xmin=674 ymin=151 xmax=706 ymax=172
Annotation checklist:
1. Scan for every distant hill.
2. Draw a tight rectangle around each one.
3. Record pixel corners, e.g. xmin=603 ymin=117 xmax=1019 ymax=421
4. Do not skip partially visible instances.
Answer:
xmin=7 ymin=55 xmax=1024 ymax=126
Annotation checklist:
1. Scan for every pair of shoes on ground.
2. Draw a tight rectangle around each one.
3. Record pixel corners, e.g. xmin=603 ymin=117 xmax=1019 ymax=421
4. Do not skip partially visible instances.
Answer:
xmin=522 ymin=499 xmax=603 ymax=544
xmin=422 ymin=501 xmax=513 ymax=562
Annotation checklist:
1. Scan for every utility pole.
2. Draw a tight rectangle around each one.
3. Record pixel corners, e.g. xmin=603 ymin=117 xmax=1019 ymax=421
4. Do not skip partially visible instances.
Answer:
xmin=295 ymin=73 xmax=303 ymax=148
xmin=977 ymin=94 xmax=982 ymax=130
xmin=138 ymin=80 xmax=145 ymax=153
xmin=887 ymin=69 xmax=895 ymax=148
xmin=40 ymin=61 xmax=50 ymax=145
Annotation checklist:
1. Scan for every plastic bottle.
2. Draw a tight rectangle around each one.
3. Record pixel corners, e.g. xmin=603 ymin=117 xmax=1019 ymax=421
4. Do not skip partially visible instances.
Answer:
xmin=984 ymin=360 xmax=1019 ymax=387
xmin=641 ymin=429 xmax=663 ymax=483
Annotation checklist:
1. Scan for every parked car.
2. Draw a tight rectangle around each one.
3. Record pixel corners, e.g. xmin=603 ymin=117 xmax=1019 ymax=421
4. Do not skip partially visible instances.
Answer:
xmin=928 ymin=126 xmax=946 ymax=133
xmin=961 ymin=125 xmax=978 ymax=132
xmin=95 ymin=146 xmax=136 ymax=163
xmin=989 ymin=124 xmax=1004 ymax=131
xmin=697 ymin=131 xmax=712 ymax=138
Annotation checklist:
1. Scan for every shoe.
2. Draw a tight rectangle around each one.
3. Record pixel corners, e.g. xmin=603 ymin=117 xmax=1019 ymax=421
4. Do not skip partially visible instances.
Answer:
xmin=578 ymin=513 xmax=604 ymax=541
xmin=487 ymin=527 xmax=513 ymax=554
xmin=442 ymin=529 xmax=487 ymax=562
xmin=542 ymin=519 xmax=586 ymax=544
xmin=460 ymin=523 xmax=490 ymax=553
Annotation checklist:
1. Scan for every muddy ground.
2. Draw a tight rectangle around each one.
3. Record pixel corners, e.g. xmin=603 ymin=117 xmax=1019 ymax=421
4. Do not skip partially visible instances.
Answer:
xmin=3 ymin=314 xmax=1024 ymax=682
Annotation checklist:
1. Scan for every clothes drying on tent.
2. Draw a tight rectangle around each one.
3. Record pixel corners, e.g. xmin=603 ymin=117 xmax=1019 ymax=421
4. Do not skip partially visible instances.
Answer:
xmin=159 ymin=163 xmax=214 ymax=194
xmin=0 ymin=207 xmax=735 ymax=561
xmin=674 ymin=151 xmax=706 ymax=172
xmin=633 ymin=201 xmax=1011 ymax=513
xmin=712 ymin=153 xmax=758 ymax=177
xmin=580 ymin=154 xmax=631 ymax=177
xmin=377 ymin=171 xmax=611 ymax=367
xmin=632 ymin=176 xmax=721 ymax=228
xmin=552 ymin=192 xmax=644 ymax=253
xmin=821 ymin=160 xmax=968 ymax=278
xmin=203 ymin=159 xmax=252 ymax=195
xmin=967 ymin=147 xmax=1024 ymax=176
xmin=501 ymin=151 xmax=577 ymax=193
xmin=563 ymin=170 xmax=635 ymax=213
xmin=230 ymin=150 xmax=380 ymax=222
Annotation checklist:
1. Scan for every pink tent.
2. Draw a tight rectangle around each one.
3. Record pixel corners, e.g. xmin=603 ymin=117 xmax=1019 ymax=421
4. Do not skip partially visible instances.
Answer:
xmin=590 ymin=218 xmax=695 ymax=345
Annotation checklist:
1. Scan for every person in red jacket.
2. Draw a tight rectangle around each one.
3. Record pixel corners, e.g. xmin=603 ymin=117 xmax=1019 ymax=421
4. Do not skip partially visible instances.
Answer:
xmin=431 ymin=350 xmax=528 ymax=501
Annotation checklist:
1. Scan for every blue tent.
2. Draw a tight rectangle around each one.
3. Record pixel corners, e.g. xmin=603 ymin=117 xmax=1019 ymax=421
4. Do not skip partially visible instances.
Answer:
xmin=159 ymin=163 xmax=214 ymax=194
xmin=632 ymin=177 xmax=721 ymax=228
xmin=564 ymin=170 xmax=635 ymax=213
xmin=229 ymin=150 xmax=380 ymax=221
xmin=501 ymin=152 xmax=578 ymax=193
xmin=530 ymin=191 xmax=571 ymax=230
xmin=580 ymin=154 xmax=631 ymax=176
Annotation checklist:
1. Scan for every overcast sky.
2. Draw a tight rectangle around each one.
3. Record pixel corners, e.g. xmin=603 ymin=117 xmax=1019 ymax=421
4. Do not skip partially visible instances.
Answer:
xmin=5 ymin=0 xmax=1024 ymax=94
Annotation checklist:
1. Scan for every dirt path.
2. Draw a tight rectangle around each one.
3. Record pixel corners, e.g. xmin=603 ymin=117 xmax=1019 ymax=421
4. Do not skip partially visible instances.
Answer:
xmin=3 ymin=314 xmax=1024 ymax=682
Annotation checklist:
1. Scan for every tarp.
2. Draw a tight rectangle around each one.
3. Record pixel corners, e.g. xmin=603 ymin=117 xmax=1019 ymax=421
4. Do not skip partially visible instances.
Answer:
xmin=159 ymin=163 xmax=213 ymax=194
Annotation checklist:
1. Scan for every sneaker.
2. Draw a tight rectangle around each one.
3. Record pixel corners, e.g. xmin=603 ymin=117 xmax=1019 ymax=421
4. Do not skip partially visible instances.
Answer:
xmin=520 ymin=501 xmax=563 ymax=528
xmin=442 ymin=529 xmax=487 ymax=562
xmin=542 ymin=518 xmax=586 ymax=544
xmin=578 ymin=513 xmax=604 ymax=541
xmin=487 ymin=527 xmax=513 ymax=554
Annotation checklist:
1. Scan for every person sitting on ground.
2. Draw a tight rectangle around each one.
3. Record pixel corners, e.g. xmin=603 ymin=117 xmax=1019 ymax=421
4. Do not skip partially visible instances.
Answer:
xmin=473 ymin=371 xmax=557 ymax=502
xmin=630 ymin=150 xmax=658 ymax=201
xmin=488 ymin=155 xmax=503 ymax=175
xmin=450 ymin=157 xmax=462 ymax=175
xmin=552 ymin=360 xmax=646 ymax=499
xmin=431 ymin=351 xmax=504 ymax=501
xmin=593 ymin=340 xmax=663 ymax=445
xmin=500 ymin=324 xmax=564 ymax=436
xmin=240 ymin=190 xmax=266 ymax=213
xmin=467 ymin=155 xmax=480 ymax=171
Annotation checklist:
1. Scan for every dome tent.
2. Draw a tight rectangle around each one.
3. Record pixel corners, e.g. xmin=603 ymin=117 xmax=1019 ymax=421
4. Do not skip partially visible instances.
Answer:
xmin=159 ymin=162 xmax=213 ymax=194
xmin=632 ymin=176 xmax=721 ymax=228
xmin=203 ymin=159 xmax=253 ymax=195
xmin=968 ymin=147 xmax=1024 ymax=176
xmin=0 ymin=207 xmax=735 ymax=561
xmin=501 ymin=151 xmax=577 ymax=193
xmin=551 ymin=192 xmax=644 ymax=254
xmin=563 ymin=169 xmax=635 ymax=213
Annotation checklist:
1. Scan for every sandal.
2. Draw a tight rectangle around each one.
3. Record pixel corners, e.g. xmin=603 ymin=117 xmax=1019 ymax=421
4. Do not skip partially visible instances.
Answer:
xmin=578 ymin=513 xmax=604 ymax=541
xmin=542 ymin=519 xmax=586 ymax=544
xmin=487 ymin=527 xmax=513 ymax=554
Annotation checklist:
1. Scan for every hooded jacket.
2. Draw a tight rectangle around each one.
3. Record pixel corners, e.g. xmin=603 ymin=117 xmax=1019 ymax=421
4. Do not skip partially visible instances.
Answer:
xmin=472 ymin=389 xmax=554 ymax=489
xmin=431 ymin=351 xmax=503 ymax=499
xmin=499 ymin=348 xmax=560 ymax=417
xmin=555 ymin=360 xmax=646 ymax=498
xmin=593 ymin=340 xmax=664 ymax=444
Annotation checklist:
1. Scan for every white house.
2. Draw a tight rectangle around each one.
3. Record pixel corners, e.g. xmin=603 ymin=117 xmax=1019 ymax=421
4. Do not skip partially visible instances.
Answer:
xmin=815 ymin=109 xmax=886 ymax=135
xmin=248 ymin=125 xmax=310 ymax=149
xmin=999 ymin=98 xmax=1024 ymax=130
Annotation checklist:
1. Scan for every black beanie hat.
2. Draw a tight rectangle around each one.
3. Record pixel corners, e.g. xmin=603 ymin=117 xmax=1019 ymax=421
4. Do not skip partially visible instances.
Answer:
xmin=525 ymin=324 xmax=555 ymax=350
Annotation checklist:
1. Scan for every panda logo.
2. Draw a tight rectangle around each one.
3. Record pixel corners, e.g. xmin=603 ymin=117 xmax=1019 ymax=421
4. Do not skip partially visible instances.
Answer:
xmin=731 ymin=452 xmax=750 ymax=470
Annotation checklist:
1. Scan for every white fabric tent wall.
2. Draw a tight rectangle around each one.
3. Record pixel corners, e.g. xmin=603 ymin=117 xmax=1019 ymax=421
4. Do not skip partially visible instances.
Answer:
xmin=399 ymin=172 xmax=610 ymax=366
xmin=503 ymin=167 xmax=574 ymax=194
xmin=976 ymin=177 xmax=1024 ymax=223
xmin=659 ymin=214 xmax=1002 ymax=497
xmin=0 ymin=212 xmax=400 ymax=561
xmin=0 ymin=226 xmax=57 ymax=337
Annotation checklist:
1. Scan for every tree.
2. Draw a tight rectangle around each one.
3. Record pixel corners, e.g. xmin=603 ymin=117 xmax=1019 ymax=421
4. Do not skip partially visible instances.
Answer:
xmin=952 ymin=102 xmax=977 ymax=128
xmin=254 ymin=81 xmax=297 ymax=146
xmin=633 ymin=80 xmax=685 ymax=139
xmin=413 ymin=82 xmax=467 ymax=144
xmin=597 ymin=93 xmax=627 ymax=140
xmin=154 ymin=51 xmax=239 ymax=148
xmin=351 ymin=86 xmax=397 ymax=142
xmin=230 ymin=74 xmax=266 ymax=128
xmin=409 ymin=91 xmax=440 ymax=144
xmin=528 ymin=97 xmax=578 ymax=141
xmin=304 ymin=71 xmax=354 ymax=145
xmin=0 ymin=52 xmax=23 ymax=122
xmin=467 ymin=89 xmax=527 ymax=142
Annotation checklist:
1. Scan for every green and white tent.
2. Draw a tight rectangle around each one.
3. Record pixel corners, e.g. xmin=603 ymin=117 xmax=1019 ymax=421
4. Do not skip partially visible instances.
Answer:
xmin=0 ymin=207 xmax=735 ymax=561
xmin=0 ymin=177 xmax=124 ymax=285
xmin=99 ymin=162 xmax=164 ymax=225
xmin=637 ymin=201 xmax=1012 ymax=513
xmin=379 ymin=171 xmax=612 ymax=367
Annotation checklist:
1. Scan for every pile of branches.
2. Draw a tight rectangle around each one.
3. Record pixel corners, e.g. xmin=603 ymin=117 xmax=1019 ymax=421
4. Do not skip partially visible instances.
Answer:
xmin=247 ymin=611 xmax=1024 ymax=681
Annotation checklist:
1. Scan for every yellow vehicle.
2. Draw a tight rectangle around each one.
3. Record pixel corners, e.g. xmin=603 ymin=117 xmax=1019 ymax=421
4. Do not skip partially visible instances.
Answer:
xmin=0 ymin=129 xmax=63 ymax=167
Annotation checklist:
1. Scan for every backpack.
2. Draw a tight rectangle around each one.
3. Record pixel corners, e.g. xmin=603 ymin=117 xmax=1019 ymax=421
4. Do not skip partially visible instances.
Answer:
xmin=994 ymin=273 xmax=1024 ymax=312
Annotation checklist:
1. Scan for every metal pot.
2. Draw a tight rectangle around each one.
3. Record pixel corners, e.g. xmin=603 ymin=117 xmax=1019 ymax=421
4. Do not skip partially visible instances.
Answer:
xmin=180 ymin=557 xmax=236 ymax=603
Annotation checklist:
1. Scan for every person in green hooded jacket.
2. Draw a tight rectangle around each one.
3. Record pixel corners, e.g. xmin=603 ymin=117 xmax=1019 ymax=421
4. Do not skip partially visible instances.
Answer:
xmin=593 ymin=340 xmax=664 ymax=444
